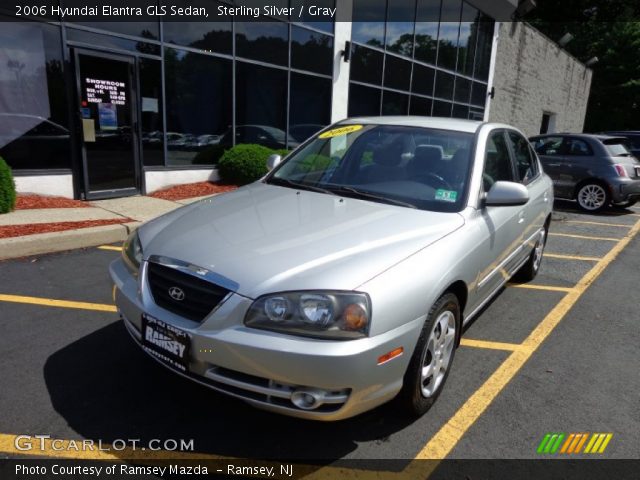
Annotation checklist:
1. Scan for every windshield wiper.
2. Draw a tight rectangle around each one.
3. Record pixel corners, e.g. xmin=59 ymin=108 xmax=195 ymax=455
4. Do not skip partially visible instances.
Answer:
xmin=327 ymin=185 xmax=418 ymax=209
xmin=267 ymin=177 xmax=335 ymax=195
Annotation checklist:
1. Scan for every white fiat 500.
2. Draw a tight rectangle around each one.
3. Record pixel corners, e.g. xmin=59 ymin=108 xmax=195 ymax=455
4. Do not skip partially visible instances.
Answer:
xmin=111 ymin=117 xmax=553 ymax=421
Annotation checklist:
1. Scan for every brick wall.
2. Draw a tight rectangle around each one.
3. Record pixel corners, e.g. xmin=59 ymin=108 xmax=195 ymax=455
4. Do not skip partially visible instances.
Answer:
xmin=489 ymin=22 xmax=593 ymax=137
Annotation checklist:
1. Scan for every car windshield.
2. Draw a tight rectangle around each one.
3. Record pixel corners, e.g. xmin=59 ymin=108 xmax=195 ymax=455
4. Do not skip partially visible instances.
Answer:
xmin=267 ymin=124 xmax=474 ymax=212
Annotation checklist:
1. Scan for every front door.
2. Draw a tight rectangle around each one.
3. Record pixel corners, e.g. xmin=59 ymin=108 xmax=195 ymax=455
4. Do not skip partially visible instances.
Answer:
xmin=75 ymin=50 xmax=139 ymax=199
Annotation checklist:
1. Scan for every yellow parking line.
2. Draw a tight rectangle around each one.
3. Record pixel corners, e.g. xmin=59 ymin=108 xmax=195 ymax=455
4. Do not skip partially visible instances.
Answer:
xmin=98 ymin=245 xmax=123 ymax=251
xmin=548 ymin=232 xmax=620 ymax=242
xmin=508 ymin=283 xmax=574 ymax=293
xmin=544 ymin=253 xmax=601 ymax=262
xmin=564 ymin=220 xmax=632 ymax=228
xmin=0 ymin=294 xmax=116 ymax=313
xmin=413 ymin=218 xmax=640 ymax=461
xmin=460 ymin=338 xmax=530 ymax=353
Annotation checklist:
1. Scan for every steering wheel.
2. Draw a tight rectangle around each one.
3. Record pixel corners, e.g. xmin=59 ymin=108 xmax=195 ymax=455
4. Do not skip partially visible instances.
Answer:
xmin=419 ymin=172 xmax=452 ymax=190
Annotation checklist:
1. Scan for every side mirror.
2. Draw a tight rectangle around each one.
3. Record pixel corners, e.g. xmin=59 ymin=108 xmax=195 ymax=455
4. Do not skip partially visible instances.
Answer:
xmin=484 ymin=181 xmax=529 ymax=206
xmin=266 ymin=154 xmax=282 ymax=171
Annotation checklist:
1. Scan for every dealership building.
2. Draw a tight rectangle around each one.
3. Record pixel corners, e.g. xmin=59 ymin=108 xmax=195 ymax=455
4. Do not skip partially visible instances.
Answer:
xmin=0 ymin=0 xmax=592 ymax=200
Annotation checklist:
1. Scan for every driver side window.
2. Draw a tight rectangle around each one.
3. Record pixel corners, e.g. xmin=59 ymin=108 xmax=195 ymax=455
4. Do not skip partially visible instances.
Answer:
xmin=483 ymin=131 xmax=514 ymax=192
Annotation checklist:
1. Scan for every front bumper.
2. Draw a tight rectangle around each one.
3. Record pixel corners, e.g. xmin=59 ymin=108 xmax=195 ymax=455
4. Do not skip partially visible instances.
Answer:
xmin=110 ymin=258 xmax=421 ymax=421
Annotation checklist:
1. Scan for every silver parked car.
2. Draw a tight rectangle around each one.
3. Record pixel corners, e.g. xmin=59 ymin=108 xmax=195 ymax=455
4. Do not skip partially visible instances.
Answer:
xmin=111 ymin=117 xmax=553 ymax=421
xmin=530 ymin=133 xmax=640 ymax=211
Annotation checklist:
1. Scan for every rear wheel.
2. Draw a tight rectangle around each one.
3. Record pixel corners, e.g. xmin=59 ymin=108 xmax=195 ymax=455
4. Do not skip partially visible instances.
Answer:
xmin=514 ymin=222 xmax=548 ymax=282
xmin=576 ymin=182 xmax=609 ymax=212
xmin=398 ymin=293 xmax=459 ymax=417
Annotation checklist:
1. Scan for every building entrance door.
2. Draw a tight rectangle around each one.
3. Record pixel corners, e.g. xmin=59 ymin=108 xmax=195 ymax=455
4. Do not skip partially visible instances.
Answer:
xmin=74 ymin=50 xmax=140 ymax=199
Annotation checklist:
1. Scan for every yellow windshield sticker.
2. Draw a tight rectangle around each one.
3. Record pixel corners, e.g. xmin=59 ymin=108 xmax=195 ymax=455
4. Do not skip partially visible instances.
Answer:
xmin=318 ymin=125 xmax=363 ymax=138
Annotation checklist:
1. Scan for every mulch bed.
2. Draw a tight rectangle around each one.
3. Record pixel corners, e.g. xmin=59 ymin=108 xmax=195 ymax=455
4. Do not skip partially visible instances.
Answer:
xmin=0 ymin=218 xmax=133 ymax=239
xmin=149 ymin=181 xmax=238 ymax=201
xmin=16 ymin=195 xmax=89 ymax=210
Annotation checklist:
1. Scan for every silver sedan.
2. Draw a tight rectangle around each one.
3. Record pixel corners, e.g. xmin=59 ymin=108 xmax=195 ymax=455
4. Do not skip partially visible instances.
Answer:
xmin=111 ymin=117 xmax=553 ymax=421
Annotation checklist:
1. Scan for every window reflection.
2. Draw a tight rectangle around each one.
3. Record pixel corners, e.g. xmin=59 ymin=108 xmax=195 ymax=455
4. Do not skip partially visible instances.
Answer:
xmin=352 ymin=0 xmax=386 ymax=46
xmin=437 ymin=0 xmax=462 ymax=71
xmin=349 ymin=84 xmax=381 ymax=117
xmin=163 ymin=22 xmax=232 ymax=55
xmin=236 ymin=22 xmax=289 ymax=66
xmin=351 ymin=44 xmax=384 ymax=85
xmin=74 ymin=22 xmax=159 ymax=40
xmin=0 ymin=21 xmax=71 ymax=170
xmin=289 ymin=73 xmax=331 ymax=145
xmin=291 ymin=26 xmax=333 ymax=75
xmin=384 ymin=55 xmax=412 ymax=91
xmin=164 ymin=48 xmax=232 ymax=166
xmin=382 ymin=91 xmax=409 ymax=115
xmin=386 ymin=0 xmax=416 ymax=56
xmin=139 ymin=59 xmax=163 ymax=166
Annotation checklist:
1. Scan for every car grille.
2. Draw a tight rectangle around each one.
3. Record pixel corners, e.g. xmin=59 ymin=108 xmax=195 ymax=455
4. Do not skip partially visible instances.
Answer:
xmin=147 ymin=261 xmax=230 ymax=322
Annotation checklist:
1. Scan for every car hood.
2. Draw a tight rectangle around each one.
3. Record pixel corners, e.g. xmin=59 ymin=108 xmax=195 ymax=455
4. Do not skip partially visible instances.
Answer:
xmin=141 ymin=183 xmax=464 ymax=298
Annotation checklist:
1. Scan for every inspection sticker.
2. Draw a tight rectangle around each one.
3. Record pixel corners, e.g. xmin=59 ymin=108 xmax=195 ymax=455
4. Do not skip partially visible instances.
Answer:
xmin=319 ymin=124 xmax=363 ymax=138
xmin=435 ymin=189 xmax=458 ymax=202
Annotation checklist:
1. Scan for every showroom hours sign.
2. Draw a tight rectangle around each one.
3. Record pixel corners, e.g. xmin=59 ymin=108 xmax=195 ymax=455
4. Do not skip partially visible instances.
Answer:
xmin=85 ymin=78 xmax=127 ymax=106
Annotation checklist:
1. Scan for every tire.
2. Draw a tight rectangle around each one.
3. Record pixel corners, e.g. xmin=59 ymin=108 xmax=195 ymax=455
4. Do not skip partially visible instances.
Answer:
xmin=576 ymin=182 xmax=610 ymax=212
xmin=514 ymin=222 xmax=548 ymax=283
xmin=612 ymin=200 xmax=638 ymax=209
xmin=397 ymin=293 xmax=460 ymax=417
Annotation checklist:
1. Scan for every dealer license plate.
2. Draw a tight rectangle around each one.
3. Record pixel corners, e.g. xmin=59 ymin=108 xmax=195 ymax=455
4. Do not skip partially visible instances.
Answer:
xmin=141 ymin=314 xmax=191 ymax=372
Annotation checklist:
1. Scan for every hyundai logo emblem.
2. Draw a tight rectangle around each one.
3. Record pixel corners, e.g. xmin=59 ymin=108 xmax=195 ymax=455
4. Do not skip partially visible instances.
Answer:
xmin=168 ymin=286 xmax=185 ymax=301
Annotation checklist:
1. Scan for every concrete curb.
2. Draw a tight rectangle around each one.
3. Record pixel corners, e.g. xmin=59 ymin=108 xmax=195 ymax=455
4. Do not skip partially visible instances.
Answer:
xmin=0 ymin=221 xmax=141 ymax=261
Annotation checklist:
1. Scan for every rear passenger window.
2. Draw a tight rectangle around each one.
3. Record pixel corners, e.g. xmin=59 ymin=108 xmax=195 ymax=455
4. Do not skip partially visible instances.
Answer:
xmin=565 ymin=138 xmax=593 ymax=156
xmin=507 ymin=131 xmax=539 ymax=184
xmin=483 ymin=131 xmax=514 ymax=191
xmin=532 ymin=136 xmax=563 ymax=155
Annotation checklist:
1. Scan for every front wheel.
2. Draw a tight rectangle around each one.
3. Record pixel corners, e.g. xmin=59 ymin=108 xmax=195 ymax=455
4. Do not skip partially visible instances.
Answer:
xmin=576 ymin=182 xmax=610 ymax=212
xmin=397 ymin=293 xmax=459 ymax=417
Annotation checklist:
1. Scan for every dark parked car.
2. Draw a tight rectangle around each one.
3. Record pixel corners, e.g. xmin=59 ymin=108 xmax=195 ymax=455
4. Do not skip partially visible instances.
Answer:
xmin=600 ymin=131 xmax=640 ymax=159
xmin=529 ymin=133 xmax=640 ymax=211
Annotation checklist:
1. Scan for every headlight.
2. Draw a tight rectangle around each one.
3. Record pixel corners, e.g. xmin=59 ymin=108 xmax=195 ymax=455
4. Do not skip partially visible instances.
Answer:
xmin=122 ymin=230 xmax=143 ymax=272
xmin=245 ymin=291 xmax=371 ymax=340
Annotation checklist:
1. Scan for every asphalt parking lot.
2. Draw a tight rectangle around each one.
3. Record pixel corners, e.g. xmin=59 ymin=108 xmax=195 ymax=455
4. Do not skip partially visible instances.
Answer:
xmin=1 ymin=201 xmax=639 ymax=477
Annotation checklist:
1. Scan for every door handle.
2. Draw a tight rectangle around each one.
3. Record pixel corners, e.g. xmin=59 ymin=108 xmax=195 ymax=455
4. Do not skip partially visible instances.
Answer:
xmin=518 ymin=211 xmax=525 ymax=224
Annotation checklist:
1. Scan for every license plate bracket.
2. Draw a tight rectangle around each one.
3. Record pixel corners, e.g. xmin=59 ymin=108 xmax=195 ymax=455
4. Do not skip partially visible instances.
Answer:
xmin=141 ymin=313 xmax=191 ymax=372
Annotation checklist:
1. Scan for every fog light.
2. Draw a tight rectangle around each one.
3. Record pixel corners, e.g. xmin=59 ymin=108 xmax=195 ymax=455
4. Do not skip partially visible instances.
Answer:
xmin=291 ymin=390 xmax=323 ymax=410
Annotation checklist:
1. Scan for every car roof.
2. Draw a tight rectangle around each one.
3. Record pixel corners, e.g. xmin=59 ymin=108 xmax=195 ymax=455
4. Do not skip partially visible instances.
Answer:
xmin=338 ymin=116 xmax=484 ymax=134
xmin=531 ymin=132 xmax=626 ymax=142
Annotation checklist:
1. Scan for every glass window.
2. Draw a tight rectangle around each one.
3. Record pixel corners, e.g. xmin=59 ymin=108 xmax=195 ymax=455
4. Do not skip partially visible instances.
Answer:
xmin=348 ymin=83 xmax=381 ymax=117
xmin=469 ymin=107 xmax=484 ymax=120
xmin=434 ymin=70 xmax=454 ymax=100
xmin=289 ymin=73 xmax=331 ymax=146
xmin=433 ymin=100 xmax=452 ymax=117
xmin=139 ymin=59 xmax=164 ymax=167
xmin=73 ymin=22 xmax=159 ymax=40
xmin=410 ymin=96 xmax=433 ymax=116
xmin=532 ymin=136 xmax=564 ymax=156
xmin=473 ymin=16 xmax=494 ymax=80
xmin=291 ymin=0 xmax=335 ymax=33
xmin=565 ymin=138 xmax=593 ymax=156
xmin=412 ymin=64 xmax=435 ymax=96
xmin=66 ymin=28 xmax=160 ymax=56
xmin=414 ymin=0 xmax=441 ymax=64
xmin=452 ymin=103 xmax=468 ymax=119
xmin=235 ymin=22 xmax=288 ymax=66
xmin=164 ymin=48 xmax=232 ymax=166
xmin=382 ymin=91 xmax=409 ymax=115
xmin=484 ymin=131 xmax=514 ymax=191
xmin=384 ymin=55 xmax=412 ymax=91
xmin=234 ymin=62 xmax=288 ymax=149
xmin=351 ymin=45 xmax=384 ymax=85
xmin=470 ymin=81 xmax=487 ymax=106
xmin=507 ymin=131 xmax=538 ymax=184
xmin=291 ymin=26 xmax=333 ymax=75
xmin=453 ymin=76 xmax=471 ymax=103
xmin=436 ymin=0 xmax=462 ymax=71
xmin=352 ymin=0 xmax=386 ymax=47
xmin=386 ymin=0 xmax=416 ymax=56
xmin=163 ymin=22 xmax=232 ymax=55
xmin=0 ymin=21 xmax=71 ymax=170
xmin=602 ymin=138 xmax=633 ymax=156
xmin=456 ymin=2 xmax=478 ymax=76
xmin=269 ymin=124 xmax=474 ymax=212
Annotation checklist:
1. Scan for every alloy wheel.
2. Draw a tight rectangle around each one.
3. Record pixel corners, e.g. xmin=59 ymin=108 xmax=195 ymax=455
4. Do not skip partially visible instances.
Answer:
xmin=420 ymin=310 xmax=456 ymax=397
xmin=577 ymin=184 xmax=607 ymax=211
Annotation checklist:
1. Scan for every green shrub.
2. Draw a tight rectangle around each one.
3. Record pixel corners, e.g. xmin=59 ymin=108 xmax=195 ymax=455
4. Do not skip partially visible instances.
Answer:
xmin=292 ymin=153 xmax=333 ymax=174
xmin=0 ymin=156 xmax=16 ymax=214
xmin=217 ymin=144 xmax=275 ymax=185
xmin=192 ymin=144 xmax=227 ymax=165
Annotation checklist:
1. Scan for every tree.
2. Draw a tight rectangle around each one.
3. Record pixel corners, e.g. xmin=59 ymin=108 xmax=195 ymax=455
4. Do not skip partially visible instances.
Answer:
xmin=526 ymin=1 xmax=640 ymax=131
